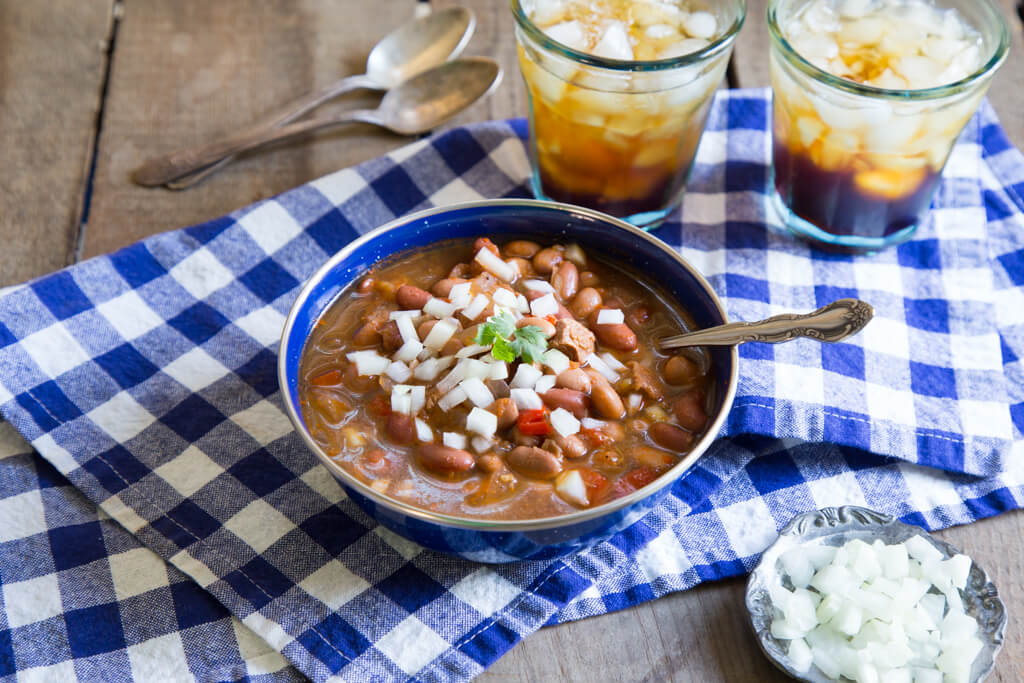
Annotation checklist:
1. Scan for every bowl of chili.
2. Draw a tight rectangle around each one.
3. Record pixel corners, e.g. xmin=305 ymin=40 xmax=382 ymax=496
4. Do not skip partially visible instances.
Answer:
xmin=278 ymin=199 xmax=737 ymax=562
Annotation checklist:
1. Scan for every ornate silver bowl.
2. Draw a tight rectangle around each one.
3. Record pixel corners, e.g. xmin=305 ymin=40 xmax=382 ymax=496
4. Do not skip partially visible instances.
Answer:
xmin=745 ymin=506 xmax=1006 ymax=682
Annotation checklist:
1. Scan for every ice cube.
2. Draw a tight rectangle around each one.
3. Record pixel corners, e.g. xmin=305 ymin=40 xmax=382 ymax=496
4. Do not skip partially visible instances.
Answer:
xmin=791 ymin=34 xmax=840 ymax=61
xmin=544 ymin=20 xmax=588 ymax=52
xmin=870 ymin=68 xmax=909 ymax=90
xmin=645 ymin=23 xmax=677 ymax=40
xmin=530 ymin=0 xmax=568 ymax=26
xmin=657 ymin=37 xmax=710 ymax=60
xmin=682 ymin=11 xmax=717 ymax=40
xmin=839 ymin=0 xmax=873 ymax=19
xmin=629 ymin=1 xmax=683 ymax=27
xmin=801 ymin=0 xmax=840 ymax=33
xmin=592 ymin=21 xmax=634 ymax=61
xmin=865 ymin=113 xmax=919 ymax=150
xmin=894 ymin=55 xmax=945 ymax=89
xmin=838 ymin=17 xmax=886 ymax=46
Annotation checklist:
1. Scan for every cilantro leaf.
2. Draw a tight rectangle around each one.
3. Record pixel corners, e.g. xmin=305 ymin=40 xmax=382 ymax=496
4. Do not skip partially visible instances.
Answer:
xmin=474 ymin=312 xmax=549 ymax=363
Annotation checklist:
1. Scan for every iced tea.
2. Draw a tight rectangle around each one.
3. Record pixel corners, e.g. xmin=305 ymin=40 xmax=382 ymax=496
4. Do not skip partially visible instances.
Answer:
xmin=512 ymin=0 xmax=745 ymax=228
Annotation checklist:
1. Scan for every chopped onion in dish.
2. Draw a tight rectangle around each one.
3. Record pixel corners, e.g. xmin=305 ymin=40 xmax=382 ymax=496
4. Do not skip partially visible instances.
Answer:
xmin=534 ymin=374 xmax=557 ymax=395
xmin=596 ymin=308 xmax=624 ymax=325
xmin=460 ymin=377 xmax=494 ymax=408
xmin=516 ymin=293 xmax=530 ymax=313
xmin=437 ymin=360 xmax=469 ymax=394
xmin=523 ymin=279 xmax=555 ymax=293
xmin=466 ymin=407 xmax=497 ymax=439
xmin=583 ymin=353 xmax=619 ymax=382
xmin=438 ymin=386 xmax=467 ymax=412
xmin=462 ymin=293 xmax=490 ymax=321
xmin=627 ymin=393 xmax=642 ymax=413
xmin=542 ymin=349 xmax=571 ymax=375
xmin=770 ymin=535 xmax=983 ymax=682
xmin=599 ymin=352 xmax=626 ymax=371
xmin=474 ymin=247 xmax=516 ymax=282
xmin=391 ymin=393 xmax=413 ymax=415
xmin=580 ymin=417 xmax=606 ymax=430
xmin=471 ymin=436 xmax=492 ymax=453
xmin=448 ymin=282 xmax=472 ymax=307
xmin=423 ymin=297 xmax=457 ymax=319
xmin=442 ymin=432 xmax=467 ymax=450
xmin=530 ymin=293 xmax=558 ymax=317
xmin=389 ymin=309 xmax=422 ymax=321
xmin=392 ymin=385 xmax=425 ymax=414
xmin=396 ymin=315 xmax=419 ymax=345
xmin=385 ymin=360 xmax=412 ymax=383
xmin=423 ymin=318 xmax=459 ymax=351
xmin=413 ymin=356 xmax=454 ymax=381
xmin=456 ymin=344 xmax=491 ymax=358
xmin=394 ymin=339 xmax=424 ymax=363
xmin=417 ymin=346 xmax=434 ymax=362
xmin=487 ymin=361 xmax=508 ymax=380
xmin=492 ymin=305 xmax=517 ymax=321
xmin=346 ymin=350 xmax=390 ymax=376
xmin=563 ymin=243 xmax=586 ymax=267
xmin=550 ymin=408 xmax=580 ymax=437
xmin=554 ymin=470 xmax=588 ymax=506
xmin=510 ymin=388 xmax=543 ymax=411
xmin=492 ymin=288 xmax=518 ymax=308
xmin=462 ymin=358 xmax=490 ymax=380
xmin=415 ymin=419 xmax=433 ymax=442
xmin=510 ymin=364 xmax=543 ymax=389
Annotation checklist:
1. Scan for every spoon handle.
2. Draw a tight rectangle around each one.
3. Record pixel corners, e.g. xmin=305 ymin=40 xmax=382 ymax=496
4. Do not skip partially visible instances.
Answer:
xmin=659 ymin=298 xmax=874 ymax=349
xmin=163 ymin=74 xmax=379 ymax=190
xmin=132 ymin=109 xmax=379 ymax=187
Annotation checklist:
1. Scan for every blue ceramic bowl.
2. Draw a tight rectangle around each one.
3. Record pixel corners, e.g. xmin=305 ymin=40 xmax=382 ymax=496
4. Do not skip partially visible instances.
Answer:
xmin=278 ymin=199 xmax=737 ymax=563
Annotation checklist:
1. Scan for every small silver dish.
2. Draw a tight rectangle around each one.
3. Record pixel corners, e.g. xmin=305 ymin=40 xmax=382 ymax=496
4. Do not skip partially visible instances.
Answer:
xmin=745 ymin=506 xmax=1007 ymax=682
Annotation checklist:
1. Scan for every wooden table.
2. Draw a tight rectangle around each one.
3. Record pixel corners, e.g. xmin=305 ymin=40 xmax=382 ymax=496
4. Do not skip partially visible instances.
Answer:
xmin=3 ymin=1 xmax=1022 ymax=680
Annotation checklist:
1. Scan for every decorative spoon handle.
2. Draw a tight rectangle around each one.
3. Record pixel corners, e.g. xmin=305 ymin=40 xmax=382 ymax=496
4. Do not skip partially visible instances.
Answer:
xmin=658 ymin=298 xmax=874 ymax=349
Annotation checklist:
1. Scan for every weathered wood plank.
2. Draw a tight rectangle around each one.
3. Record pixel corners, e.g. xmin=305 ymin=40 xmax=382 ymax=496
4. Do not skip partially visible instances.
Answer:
xmin=733 ymin=0 xmax=1024 ymax=149
xmin=0 ymin=0 xmax=114 ymax=286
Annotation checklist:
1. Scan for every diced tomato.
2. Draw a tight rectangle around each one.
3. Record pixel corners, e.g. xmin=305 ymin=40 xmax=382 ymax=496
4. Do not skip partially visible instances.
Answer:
xmin=544 ymin=314 xmax=557 ymax=325
xmin=310 ymin=368 xmax=344 ymax=386
xmin=578 ymin=468 xmax=610 ymax=505
xmin=367 ymin=396 xmax=391 ymax=417
xmin=517 ymin=408 xmax=550 ymax=436
xmin=622 ymin=466 xmax=659 ymax=491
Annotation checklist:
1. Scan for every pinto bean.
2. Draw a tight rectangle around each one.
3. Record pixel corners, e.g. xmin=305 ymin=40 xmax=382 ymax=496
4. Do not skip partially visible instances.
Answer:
xmin=586 ymin=370 xmax=625 ymax=420
xmin=474 ymin=237 xmax=500 ymax=256
xmin=418 ymin=444 xmax=475 ymax=474
xmin=441 ymin=337 xmax=463 ymax=356
xmin=589 ymin=309 xmax=638 ymax=351
xmin=353 ymin=323 xmax=383 ymax=347
xmin=649 ymin=422 xmax=694 ymax=451
xmin=491 ymin=397 xmax=519 ymax=431
xmin=507 ymin=446 xmax=563 ymax=479
xmin=673 ymin=392 xmax=708 ymax=432
xmin=386 ymin=413 xmax=416 ymax=445
xmin=505 ymin=240 xmax=541 ymax=258
xmin=556 ymin=368 xmax=591 ymax=393
xmin=508 ymin=257 xmax=532 ymax=278
xmin=532 ymin=248 xmax=563 ymax=275
xmin=555 ymin=305 xmax=574 ymax=320
xmin=432 ymin=278 xmax=467 ymax=298
xmin=570 ymin=287 xmax=603 ymax=319
xmin=396 ymin=284 xmax=431 ymax=310
xmin=343 ymin=364 xmax=376 ymax=393
xmin=553 ymin=434 xmax=586 ymax=459
xmin=477 ymin=452 xmax=503 ymax=473
xmin=579 ymin=271 xmax=600 ymax=288
xmin=379 ymin=321 xmax=403 ymax=352
xmin=542 ymin=388 xmax=588 ymax=419
xmin=664 ymin=355 xmax=700 ymax=386
xmin=516 ymin=316 xmax=556 ymax=338
xmin=486 ymin=379 xmax=510 ymax=399
xmin=512 ymin=428 xmax=542 ymax=447
xmin=417 ymin=319 xmax=437 ymax=339
xmin=551 ymin=261 xmax=579 ymax=300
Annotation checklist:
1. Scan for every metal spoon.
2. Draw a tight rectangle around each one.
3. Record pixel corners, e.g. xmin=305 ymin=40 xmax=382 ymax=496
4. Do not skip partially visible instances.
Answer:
xmin=162 ymin=7 xmax=475 ymax=189
xmin=658 ymin=299 xmax=874 ymax=349
xmin=133 ymin=58 xmax=502 ymax=187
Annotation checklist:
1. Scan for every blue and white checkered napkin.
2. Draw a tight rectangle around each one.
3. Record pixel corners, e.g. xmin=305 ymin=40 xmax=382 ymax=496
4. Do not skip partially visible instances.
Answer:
xmin=0 ymin=89 xmax=1022 ymax=681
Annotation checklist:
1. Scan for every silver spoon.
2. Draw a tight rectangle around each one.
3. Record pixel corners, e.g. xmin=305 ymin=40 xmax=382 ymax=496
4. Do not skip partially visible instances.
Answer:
xmin=162 ymin=7 xmax=475 ymax=189
xmin=133 ymin=58 xmax=502 ymax=187
xmin=658 ymin=299 xmax=874 ymax=349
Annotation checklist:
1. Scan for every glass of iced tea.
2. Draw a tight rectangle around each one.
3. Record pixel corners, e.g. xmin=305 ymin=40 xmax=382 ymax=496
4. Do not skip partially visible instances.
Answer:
xmin=768 ymin=0 xmax=1008 ymax=251
xmin=511 ymin=0 xmax=746 ymax=229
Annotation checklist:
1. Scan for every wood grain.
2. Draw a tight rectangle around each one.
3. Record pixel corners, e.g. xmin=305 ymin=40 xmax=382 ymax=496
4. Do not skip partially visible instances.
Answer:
xmin=0 ymin=0 xmax=114 ymax=286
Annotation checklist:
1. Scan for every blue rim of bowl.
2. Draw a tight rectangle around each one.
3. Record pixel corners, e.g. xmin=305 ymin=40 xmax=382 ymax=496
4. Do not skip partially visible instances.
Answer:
xmin=509 ymin=0 xmax=746 ymax=72
xmin=766 ymin=0 xmax=1009 ymax=101
xmin=278 ymin=199 xmax=738 ymax=532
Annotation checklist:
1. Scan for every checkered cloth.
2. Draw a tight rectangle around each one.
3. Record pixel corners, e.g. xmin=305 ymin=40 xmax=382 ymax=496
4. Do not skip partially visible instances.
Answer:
xmin=0 ymin=89 xmax=1021 ymax=681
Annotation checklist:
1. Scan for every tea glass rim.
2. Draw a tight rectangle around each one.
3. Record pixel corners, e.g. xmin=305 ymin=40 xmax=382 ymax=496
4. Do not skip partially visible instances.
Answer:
xmin=766 ymin=0 xmax=1009 ymax=102
xmin=509 ymin=0 xmax=747 ymax=72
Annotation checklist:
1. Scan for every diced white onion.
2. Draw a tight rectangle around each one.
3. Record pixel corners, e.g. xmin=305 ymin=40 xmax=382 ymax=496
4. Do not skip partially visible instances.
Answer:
xmin=905 ymin=535 xmax=943 ymax=564
xmin=627 ymin=393 xmax=642 ymax=412
xmin=462 ymin=294 xmax=490 ymax=320
xmin=448 ymin=282 xmax=472 ymax=307
xmin=492 ymin=288 xmax=518 ymax=308
xmin=413 ymin=356 xmax=454 ymax=381
xmin=530 ymin=293 xmax=558 ymax=317
xmin=554 ymin=470 xmax=588 ymax=506
xmin=600 ymin=352 xmax=626 ymax=372
xmin=510 ymin=364 xmax=543 ymax=389
xmin=460 ymin=377 xmax=494 ymax=408
xmin=583 ymin=353 xmax=619 ymax=382
xmin=580 ymin=417 xmax=606 ymax=430
xmin=466 ymin=407 xmax=497 ymax=439
xmin=409 ymin=385 xmax=425 ymax=414
xmin=523 ymin=279 xmax=555 ymax=293
xmin=396 ymin=315 xmax=419 ymax=345
xmin=534 ymin=375 xmax=557 ymax=395
xmin=391 ymin=393 xmax=413 ymax=415
xmin=487 ymin=361 xmax=508 ymax=380
xmin=550 ymin=407 xmax=580 ymax=436
xmin=471 ymin=436 xmax=492 ymax=453
xmin=389 ymin=309 xmax=422 ymax=321
xmin=417 ymin=346 xmax=434 ymax=362
xmin=563 ymin=243 xmax=586 ymax=267
xmin=456 ymin=344 xmax=491 ymax=358
xmin=516 ymin=294 xmax=530 ymax=313
xmin=346 ymin=350 xmax=390 ymax=376
xmin=437 ymin=360 xmax=469 ymax=395
xmin=597 ymin=308 xmax=624 ymax=325
xmin=542 ymin=349 xmax=571 ymax=375
xmin=423 ymin=298 xmax=457 ymax=319
xmin=443 ymin=432 xmax=467 ymax=450
xmin=385 ymin=361 xmax=412 ymax=383
xmin=423 ymin=318 xmax=459 ymax=351
xmin=462 ymin=358 xmax=490 ymax=380
xmin=510 ymin=388 xmax=543 ymax=410
xmin=474 ymin=248 xmax=516 ymax=282
xmin=415 ymin=419 xmax=433 ymax=442
xmin=394 ymin=340 xmax=424 ymax=363
xmin=438 ymin=386 xmax=467 ymax=412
